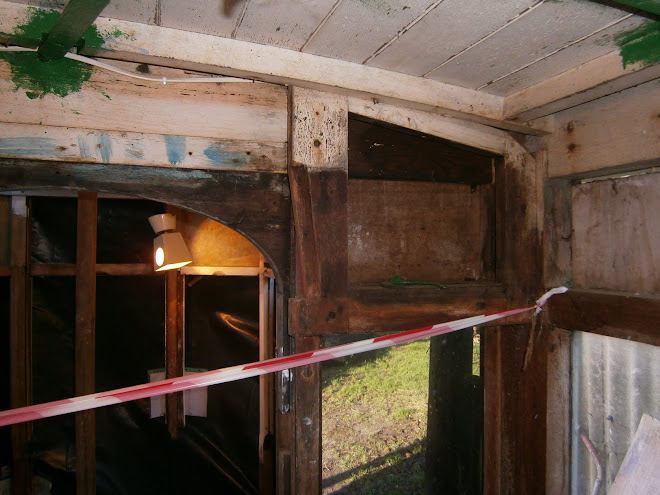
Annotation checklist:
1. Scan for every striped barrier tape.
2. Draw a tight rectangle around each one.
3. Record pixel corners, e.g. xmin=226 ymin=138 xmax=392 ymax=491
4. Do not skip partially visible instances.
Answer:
xmin=0 ymin=287 xmax=568 ymax=427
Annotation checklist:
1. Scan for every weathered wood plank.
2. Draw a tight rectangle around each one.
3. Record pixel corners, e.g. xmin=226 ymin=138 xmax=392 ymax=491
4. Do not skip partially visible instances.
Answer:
xmin=304 ymin=0 xmax=435 ymax=64
xmin=543 ymin=179 xmax=572 ymax=288
xmin=504 ymin=51 xmax=660 ymax=121
xmin=0 ymin=2 xmax=510 ymax=127
xmin=235 ymin=0 xmax=336 ymax=51
xmin=427 ymin=1 xmax=628 ymax=89
xmin=347 ymin=283 xmax=506 ymax=335
xmin=546 ymin=328 xmax=571 ymax=495
xmin=288 ymin=87 xmax=349 ymax=334
xmin=347 ymin=97 xmax=522 ymax=152
xmin=547 ymin=289 xmax=660 ymax=347
xmin=75 ymin=191 xmax=97 ymax=495
xmin=348 ymin=179 xmax=489 ymax=284
xmin=369 ymin=0 xmax=539 ymax=77
xmin=572 ymin=173 xmax=660 ymax=293
xmin=543 ymin=80 xmax=660 ymax=178
xmin=348 ymin=116 xmax=493 ymax=184
xmin=0 ymin=57 xmax=287 ymax=142
xmin=486 ymin=15 xmax=645 ymax=96
xmin=483 ymin=324 xmax=548 ymax=494
xmin=0 ymin=123 xmax=286 ymax=172
xmin=0 ymin=158 xmax=292 ymax=287
xmin=9 ymin=195 xmax=32 ymax=495
xmin=293 ymin=335 xmax=322 ymax=495
xmin=165 ymin=269 xmax=184 ymax=437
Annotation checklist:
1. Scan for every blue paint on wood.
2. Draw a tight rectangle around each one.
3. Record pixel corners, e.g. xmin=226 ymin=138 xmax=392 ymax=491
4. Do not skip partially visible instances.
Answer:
xmin=77 ymin=135 xmax=93 ymax=158
xmin=203 ymin=143 xmax=250 ymax=167
xmin=0 ymin=137 xmax=59 ymax=157
xmin=97 ymin=132 xmax=113 ymax=163
xmin=165 ymin=135 xmax=186 ymax=165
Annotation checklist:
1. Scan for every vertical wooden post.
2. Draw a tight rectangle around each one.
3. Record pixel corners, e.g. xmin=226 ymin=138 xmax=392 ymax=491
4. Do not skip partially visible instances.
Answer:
xmin=75 ymin=191 xmax=97 ymax=495
xmin=165 ymin=205 xmax=185 ymax=437
xmin=259 ymin=259 xmax=275 ymax=494
xmin=288 ymin=86 xmax=349 ymax=493
xmin=9 ymin=196 xmax=32 ymax=495
xmin=425 ymin=330 xmax=482 ymax=494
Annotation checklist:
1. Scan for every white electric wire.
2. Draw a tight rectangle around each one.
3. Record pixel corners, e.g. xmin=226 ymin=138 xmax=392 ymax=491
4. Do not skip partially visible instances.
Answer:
xmin=0 ymin=45 xmax=256 ymax=85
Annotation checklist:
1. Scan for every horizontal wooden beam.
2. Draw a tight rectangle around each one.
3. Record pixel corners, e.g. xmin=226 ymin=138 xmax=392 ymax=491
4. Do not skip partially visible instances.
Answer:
xmin=0 ymin=1 xmax=549 ymax=135
xmin=547 ymin=289 xmax=660 ymax=347
xmin=0 ymin=123 xmax=286 ymax=173
xmin=504 ymin=51 xmax=660 ymax=122
xmin=289 ymin=283 xmax=508 ymax=336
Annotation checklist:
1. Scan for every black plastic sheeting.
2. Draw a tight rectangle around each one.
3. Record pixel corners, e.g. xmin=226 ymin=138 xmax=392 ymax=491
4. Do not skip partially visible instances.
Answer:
xmin=2 ymin=197 xmax=261 ymax=494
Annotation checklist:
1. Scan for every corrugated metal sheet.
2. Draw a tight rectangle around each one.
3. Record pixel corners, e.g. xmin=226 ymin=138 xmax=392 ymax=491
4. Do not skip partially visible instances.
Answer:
xmin=571 ymin=331 xmax=660 ymax=494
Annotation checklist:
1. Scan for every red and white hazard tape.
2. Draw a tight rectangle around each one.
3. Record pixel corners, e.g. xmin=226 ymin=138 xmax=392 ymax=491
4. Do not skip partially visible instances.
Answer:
xmin=0 ymin=287 xmax=567 ymax=427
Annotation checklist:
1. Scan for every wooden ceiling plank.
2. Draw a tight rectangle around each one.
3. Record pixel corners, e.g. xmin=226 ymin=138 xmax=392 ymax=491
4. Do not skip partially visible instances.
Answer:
xmin=426 ymin=1 xmax=630 ymax=89
xmin=302 ymin=0 xmax=435 ymax=64
xmin=236 ymin=0 xmax=338 ymax=51
xmin=367 ymin=0 xmax=540 ymax=77
xmin=0 ymin=2 xmax=510 ymax=125
xmin=504 ymin=51 xmax=660 ymax=121
xmin=482 ymin=15 xmax=645 ymax=96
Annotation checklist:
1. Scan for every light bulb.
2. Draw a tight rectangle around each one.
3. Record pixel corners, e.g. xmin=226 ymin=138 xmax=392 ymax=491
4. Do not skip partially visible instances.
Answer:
xmin=155 ymin=247 xmax=165 ymax=267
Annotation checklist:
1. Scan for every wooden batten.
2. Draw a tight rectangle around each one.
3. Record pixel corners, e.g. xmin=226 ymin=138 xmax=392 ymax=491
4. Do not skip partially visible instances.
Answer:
xmin=75 ymin=191 xmax=97 ymax=495
xmin=9 ymin=196 xmax=32 ymax=495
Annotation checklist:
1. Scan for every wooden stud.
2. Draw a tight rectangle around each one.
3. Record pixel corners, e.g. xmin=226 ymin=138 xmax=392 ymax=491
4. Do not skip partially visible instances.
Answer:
xmin=75 ymin=191 xmax=97 ymax=495
xmin=259 ymin=259 xmax=275 ymax=494
xmin=9 ymin=196 xmax=32 ymax=495
xmin=165 ymin=269 xmax=185 ymax=437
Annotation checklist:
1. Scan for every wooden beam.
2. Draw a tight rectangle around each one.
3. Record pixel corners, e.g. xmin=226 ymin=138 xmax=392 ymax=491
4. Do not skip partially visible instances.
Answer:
xmin=504 ymin=51 xmax=660 ymax=122
xmin=0 ymin=1 xmax=554 ymax=133
xmin=543 ymin=179 xmax=573 ymax=288
xmin=0 ymin=123 xmax=287 ymax=174
xmin=542 ymin=80 xmax=660 ymax=178
xmin=288 ymin=87 xmax=349 ymax=334
xmin=0 ymin=158 xmax=291 ymax=288
xmin=547 ymin=289 xmax=660 ymax=347
xmin=258 ymin=261 xmax=275 ymax=494
xmin=9 ymin=196 xmax=32 ymax=495
xmin=75 ymin=191 xmax=97 ymax=495
xmin=165 ymin=269 xmax=185 ymax=437
xmin=288 ymin=87 xmax=348 ymax=493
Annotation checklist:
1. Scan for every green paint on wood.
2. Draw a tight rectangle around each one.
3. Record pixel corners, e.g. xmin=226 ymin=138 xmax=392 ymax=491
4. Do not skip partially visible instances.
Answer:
xmin=615 ymin=21 xmax=660 ymax=68
xmin=0 ymin=7 xmax=106 ymax=98
xmin=612 ymin=0 xmax=660 ymax=17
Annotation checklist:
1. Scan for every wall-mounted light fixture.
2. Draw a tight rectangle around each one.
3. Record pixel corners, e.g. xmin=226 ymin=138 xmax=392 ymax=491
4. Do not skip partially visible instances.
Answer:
xmin=148 ymin=213 xmax=193 ymax=271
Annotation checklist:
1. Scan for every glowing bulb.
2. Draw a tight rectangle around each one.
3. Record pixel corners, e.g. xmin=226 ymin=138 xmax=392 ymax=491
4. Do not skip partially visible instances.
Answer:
xmin=155 ymin=247 xmax=165 ymax=266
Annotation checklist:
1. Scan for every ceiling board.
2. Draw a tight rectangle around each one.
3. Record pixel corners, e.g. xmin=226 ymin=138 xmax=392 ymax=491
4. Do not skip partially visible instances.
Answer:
xmin=158 ymin=0 xmax=241 ymax=38
xmin=426 ymin=0 xmax=630 ymax=88
xmin=483 ymin=14 xmax=645 ymax=96
xmin=233 ymin=0 xmax=336 ymax=50
xmin=303 ymin=0 xmax=435 ymax=64
xmin=367 ymin=0 xmax=539 ymax=76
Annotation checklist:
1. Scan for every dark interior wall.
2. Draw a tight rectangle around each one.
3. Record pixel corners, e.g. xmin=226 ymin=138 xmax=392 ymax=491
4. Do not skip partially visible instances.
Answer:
xmin=0 ymin=277 xmax=9 ymax=468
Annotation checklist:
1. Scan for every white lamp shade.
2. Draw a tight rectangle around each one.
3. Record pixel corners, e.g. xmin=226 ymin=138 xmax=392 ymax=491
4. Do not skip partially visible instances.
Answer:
xmin=153 ymin=232 xmax=193 ymax=271
xmin=148 ymin=213 xmax=177 ymax=234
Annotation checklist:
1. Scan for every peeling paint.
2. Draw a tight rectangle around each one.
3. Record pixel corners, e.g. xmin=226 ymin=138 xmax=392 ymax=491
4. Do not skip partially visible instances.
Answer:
xmin=0 ymin=8 xmax=107 ymax=98
xmin=78 ymin=136 xmax=93 ymax=158
xmin=203 ymin=143 xmax=250 ymax=167
xmin=0 ymin=137 xmax=58 ymax=156
xmin=165 ymin=135 xmax=187 ymax=165
xmin=615 ymin=21 xmax=660 ymax=68
xmin=97 ymin=133 xmax=113 ymax=163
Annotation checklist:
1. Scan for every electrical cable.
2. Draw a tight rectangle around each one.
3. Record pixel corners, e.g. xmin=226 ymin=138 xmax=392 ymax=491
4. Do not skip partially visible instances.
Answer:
xmin=0 ymin=45 xmax=256 ymax=85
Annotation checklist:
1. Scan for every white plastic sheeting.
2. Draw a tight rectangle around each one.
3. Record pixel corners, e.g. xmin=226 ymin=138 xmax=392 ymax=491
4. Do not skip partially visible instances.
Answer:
xmin=571 ymin=331 xmax=660 ymax=494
